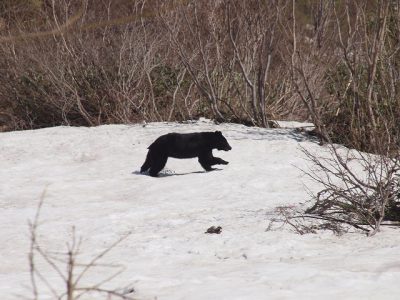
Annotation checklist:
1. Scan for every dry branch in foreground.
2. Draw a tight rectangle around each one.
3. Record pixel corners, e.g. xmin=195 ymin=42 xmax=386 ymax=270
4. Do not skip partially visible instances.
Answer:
xmin=28 ymin=190 xmax=136 ymax=300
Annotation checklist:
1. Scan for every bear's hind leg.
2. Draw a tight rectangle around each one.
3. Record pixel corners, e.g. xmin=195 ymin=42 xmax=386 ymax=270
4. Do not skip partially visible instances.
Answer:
xmin=140 ymin=150 xmax=153 ymax=173
xmin=149 ymin=155 xmax=168 ymax=177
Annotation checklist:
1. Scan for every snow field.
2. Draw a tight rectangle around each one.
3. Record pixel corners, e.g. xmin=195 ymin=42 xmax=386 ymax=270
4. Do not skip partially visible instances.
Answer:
xmin=1 ymin=119 xmax=399 ymax=299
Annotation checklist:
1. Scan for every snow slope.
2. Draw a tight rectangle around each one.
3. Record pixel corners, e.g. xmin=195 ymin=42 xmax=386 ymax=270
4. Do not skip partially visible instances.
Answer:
xmin=1 ymin=119 xmax=399 ymax=299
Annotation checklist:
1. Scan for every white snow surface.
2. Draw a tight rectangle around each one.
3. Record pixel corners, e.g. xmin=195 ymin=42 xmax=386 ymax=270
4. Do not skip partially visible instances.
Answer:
xmin=1 ymin=119 xmax=399 ymax=299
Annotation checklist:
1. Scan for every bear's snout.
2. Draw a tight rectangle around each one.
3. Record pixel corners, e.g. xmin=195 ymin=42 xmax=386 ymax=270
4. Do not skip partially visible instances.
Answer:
xmin=224 ymin=145 xmax=232 ymax=151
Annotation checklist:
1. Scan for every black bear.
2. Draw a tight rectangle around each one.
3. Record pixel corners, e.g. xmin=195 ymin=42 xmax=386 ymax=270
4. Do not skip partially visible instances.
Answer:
xmin=140 ymin=131 xmax=232 ymax=177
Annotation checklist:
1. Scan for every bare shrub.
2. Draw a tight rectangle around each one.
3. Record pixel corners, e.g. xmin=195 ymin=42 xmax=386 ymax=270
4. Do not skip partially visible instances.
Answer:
xmin=302 ymin=144 xmax=400 ymax=236
xmin=267 ymin=205 xmax=344 ymax=235
xmin=266 ymin=1 xmax=400 ymax=236
xmin=161 ymin=1 xmax=232 ymax=122
xmin=29 ymin=190 xmax=135 ymax=299
xmin=288 ymin=0 xmax=341 ymax=143
xmin=160 ymin=0 xmax=299 ymax=127
xmin=225 ymin=0 xmax=294 ymax=127
xmin=269 ymin=145 xmax=400 ymax=236
xmin=0 ymin=0 xmax=179 ymax=129
xmin=322 ymin=1 xmax=400 ymax=153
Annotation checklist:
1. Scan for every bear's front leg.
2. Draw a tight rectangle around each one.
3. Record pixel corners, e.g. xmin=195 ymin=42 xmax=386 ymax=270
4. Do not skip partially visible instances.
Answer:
xmin=198 ymin=152 xmax=216 ymax=171
xmin=212 ymin=157 xmax=229 ymax=165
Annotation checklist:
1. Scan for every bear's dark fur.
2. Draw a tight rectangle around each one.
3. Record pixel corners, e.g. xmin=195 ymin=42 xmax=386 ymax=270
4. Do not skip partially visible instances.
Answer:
xmin=140 ymin=131 xmax=232 ymax=177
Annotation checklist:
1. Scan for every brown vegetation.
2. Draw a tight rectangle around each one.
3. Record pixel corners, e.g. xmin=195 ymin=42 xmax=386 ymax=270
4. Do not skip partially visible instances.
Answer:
xmin=1 ymin=0 xmax=399 ymax=155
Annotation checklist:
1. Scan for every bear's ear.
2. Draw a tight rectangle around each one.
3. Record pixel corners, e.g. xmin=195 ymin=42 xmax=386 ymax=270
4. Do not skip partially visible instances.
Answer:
xmin=215 ymin=130 xmax=222 ymax=135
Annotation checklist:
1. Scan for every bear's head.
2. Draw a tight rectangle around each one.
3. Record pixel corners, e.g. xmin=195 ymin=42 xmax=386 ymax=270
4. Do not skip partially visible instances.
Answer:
xmin=212 ymin=131 xmax=232 ymax=151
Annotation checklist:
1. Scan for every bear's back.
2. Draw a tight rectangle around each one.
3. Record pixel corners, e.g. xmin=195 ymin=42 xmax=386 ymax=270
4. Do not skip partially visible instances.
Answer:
xmin=148 ymin=132 xmax=212 ymax=158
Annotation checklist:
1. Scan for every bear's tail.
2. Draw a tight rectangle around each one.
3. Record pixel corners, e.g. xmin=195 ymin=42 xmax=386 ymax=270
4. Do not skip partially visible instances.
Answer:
xmin=140 ymin=149 xmax=153 ymax=173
